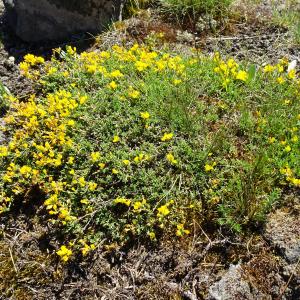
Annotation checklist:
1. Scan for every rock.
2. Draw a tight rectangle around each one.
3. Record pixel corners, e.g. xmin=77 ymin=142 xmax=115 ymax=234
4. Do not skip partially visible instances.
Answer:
xmin=265 ymin=209 xmax=300 ymax=264
xmin=3 ymin=0 xmax=122 ymax=42
xmin=4 ymin=56 xmax=15 ymax=69
xmin=208 ymin=263 xmax=266 ymax=300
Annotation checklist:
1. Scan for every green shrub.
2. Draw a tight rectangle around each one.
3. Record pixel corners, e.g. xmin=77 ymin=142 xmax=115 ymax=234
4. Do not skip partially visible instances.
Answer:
xmin=1 ymin=41 xmax=300 ymax=261
xmin=159 ymin=0 xmax=233 ymax=19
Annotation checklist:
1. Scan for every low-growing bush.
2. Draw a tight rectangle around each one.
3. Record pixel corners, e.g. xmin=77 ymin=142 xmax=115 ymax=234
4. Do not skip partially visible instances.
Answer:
xmin=0 ymin=41 xmax=299 ymax=260
xmin=159 ymin=0 xmax=233 ymax=20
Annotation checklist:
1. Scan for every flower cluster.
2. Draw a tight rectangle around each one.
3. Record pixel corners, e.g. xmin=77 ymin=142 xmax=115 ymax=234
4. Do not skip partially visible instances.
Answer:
xmin=213 ymin=53 xmax=249 ymax=88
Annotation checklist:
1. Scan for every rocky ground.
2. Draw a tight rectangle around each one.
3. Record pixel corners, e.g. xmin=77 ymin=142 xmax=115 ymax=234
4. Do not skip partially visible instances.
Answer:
xmin=0 ymin=0 xmax=299 ymax=299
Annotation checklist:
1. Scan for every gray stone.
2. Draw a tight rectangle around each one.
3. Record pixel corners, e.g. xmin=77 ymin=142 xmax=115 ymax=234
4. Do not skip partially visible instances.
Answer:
xmin=208 ymin=263 xmax=270 ymax=300
xmin=3 ymin=0 xmax=122 ymax=42
xmin=265 ymin=209 xmax=300 ymax=264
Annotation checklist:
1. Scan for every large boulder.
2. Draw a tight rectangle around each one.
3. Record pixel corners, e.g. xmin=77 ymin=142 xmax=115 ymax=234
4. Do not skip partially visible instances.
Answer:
xmin=3 ymin=0 xmax=122 ymax=42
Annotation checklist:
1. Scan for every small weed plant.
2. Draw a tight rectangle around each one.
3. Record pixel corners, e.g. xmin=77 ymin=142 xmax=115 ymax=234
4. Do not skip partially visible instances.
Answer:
xmin=0 ymin=40 xmax=299 ymax=261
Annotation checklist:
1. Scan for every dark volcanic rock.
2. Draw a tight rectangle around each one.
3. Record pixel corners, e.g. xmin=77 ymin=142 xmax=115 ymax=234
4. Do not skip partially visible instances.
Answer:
xmin=3 ymin=0 xmax=122 ymax=42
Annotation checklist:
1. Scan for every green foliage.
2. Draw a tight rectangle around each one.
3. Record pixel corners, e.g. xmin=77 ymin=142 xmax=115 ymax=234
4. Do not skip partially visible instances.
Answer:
xmin=271 ymin=0 xmax=300 ymax=44
xmin=159 ymin=0 xmax=233 ymax=19
xmin=1 ymin=39 xmax=300 ymax=260
xmin=0 ymin=82 xmax=8 ymax=115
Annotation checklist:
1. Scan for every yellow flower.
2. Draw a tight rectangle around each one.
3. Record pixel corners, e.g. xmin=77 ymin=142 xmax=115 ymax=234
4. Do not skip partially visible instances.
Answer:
xmin=91 ymin=151 xmax=101 ymax=162
xmin=161 ymin=132 xmax=174 ymax=141
xmin=205 ymin=162 xmax=216 ymax=172
xmin=66 ymin=46 xmax=77 ymax=56
xmin=114 ymin=197 xmax=131 ymax=206
xmin=0 ymin=146 xmax=8 ymax=157
xmin=110 ymin=70 xmax=124 ymax=78
xmin=166 ymin=153 xmax=177 ymax=164
xmin=81 ymin=243 xmax=91 ymax=256
xmin=19 ymin=165 xmax=32 ymax=177
xmin=79 ymin=177 xmax=86 ymax=187
xmin=123 ymin=159 xmax=130 ymax=165
xmin=68 ymin=156 xmax=75 ymax=164
xmin=133 ymin=198 xmax=146 ymax=211
xmin=140 ymin=111 xmax=150 ymax=119
xmin=288 ymin=69 xmax=296 ymax=80
xmin=86 ymin=64 xmax=97 ymax=74
xmin=113 ymin=135 xmax=120 ymax=143
xmin=291 ymin=136 xmax=298 ymax=143
xmin=135 ymin=61 xmax=148 ymax=72
xmin=88 ymin=182 xmax=98 ymax=191
xmin=67 ymin=120 xmax=75 ymax=126
xmin=284 ymin=145 xmax=291 ymax=152
xmin=108 ymin=81 xmax=117 ymax=89
xmin=98 ymin=163 xmax=106 ymax=169
xmin=263 ymin=65 xmax=275 ymax=73
xmin=277 ymin=76 xmax=285 ymax=84
xmin=112 ymin=168 xmax=119 ymax=174
xmin=128 ymin=89 xmax=140 ymax=99
xmin=79 ymin=96 xmax=88 ymax=104
xmin=157 ymin=204 xmax=170 ymax=217
xmin=80 ymin=198 xmax=89 ymax=205
xmin=236 ymin=70 xmax=248 ymax=82
xmin=269 ymin=137 xmax=276 ymax=144
xmin=176 ymin=224 xmax=190 ymax=237
xmin=57 ymin=245 xmax=72 ymax=262
xmin=173 ymin=79 xmax=182 ymax=85
xmin=148 ymin=232 xmax=156 ymax=240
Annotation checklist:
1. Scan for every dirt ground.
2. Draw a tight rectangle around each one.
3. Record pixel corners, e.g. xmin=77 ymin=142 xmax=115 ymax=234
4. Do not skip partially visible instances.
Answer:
xmin=0 ymin=1 xmax=299 ymax=299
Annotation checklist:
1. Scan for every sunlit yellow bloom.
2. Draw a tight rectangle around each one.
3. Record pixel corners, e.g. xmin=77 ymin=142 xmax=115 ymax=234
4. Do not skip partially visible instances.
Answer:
xmin=284 ymin=145 xmax=291 ymax=152
xmin=140 ymin=111 xmax=150 ymax=119
xmin=236 ymin=70 xmax=248 ymax=82
xmin=277 ymin=76 xmax=285 ymax=84
xmin=166 ymin=153 xmax=177 ymax=164
xmin=161 ymin=132 xmax=173 ymax=141
xmin=288 ymin=69 xmax=296 ymax=79
xmin=79 ymin=177 xmax=86 ymax=187
xmin=128 ymin=89 xmax=140 ymax=99
xmin=173 ymin=79 xmax=182 ymax=85
xmin=291 ymin=136 xmax=298 ymax=143
xmin=123 ymin=159 xmax=130 ymax=165
xmin=110 ymin=70 xmax=124 ymax=78
xmin=88 ymin=182 xmax=98 ymax=191
xmin=157 ymin=204 xmax=170 ymax=217
xmin=205 ymin=162 xmax=216 ymax=172
xmin=98 ymin=163 xmax=106 ymax=169
xmin=113 ymin=135 xmax=120 ymax=143
xmin=269 ymin=137 xmax=276 ymax=144
xmin=176 ymin=224 xmax=190 ymax=237
xmin=80 ymin=199 xmax=89 ymax=205
xmin=108 ymin=81 xmax=117 ymax=89
xmin=114 ymin=197 xmax=131 ymax=206
xmin=112 ymin=168 xmax=119 ymax=174
xmin=57 ymin=245 xmax=72 ymax=262
xmin=148 ymin=232 xmax=156 ymax=240
xmin=263 ymin=65 xmax=275 ymax=73
xmin=91 ymin=152 xmax=101 ymax=162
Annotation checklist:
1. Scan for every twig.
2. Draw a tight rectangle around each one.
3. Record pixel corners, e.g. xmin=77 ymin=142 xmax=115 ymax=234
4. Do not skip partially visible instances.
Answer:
xmin=205 ymin=32 xmax=289 ymax=42
xmin=276 ymin=256 xmax=300 ymax=300
xmin=9 ymin=247 xmax=18 ymax=273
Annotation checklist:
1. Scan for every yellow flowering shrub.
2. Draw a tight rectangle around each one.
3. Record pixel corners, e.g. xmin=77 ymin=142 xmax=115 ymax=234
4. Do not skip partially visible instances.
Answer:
xmin=1 ymin=40 xmax=300 ymax=259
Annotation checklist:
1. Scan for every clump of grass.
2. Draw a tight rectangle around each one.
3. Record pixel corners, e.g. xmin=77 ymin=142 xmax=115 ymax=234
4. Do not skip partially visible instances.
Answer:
xmin=123 ymin=0 xmax=154 ymax=17
xmin=159 ymin=0 xmax=233 ymax=26
xmin=0 ymin=81 xmax=9 ymax=115
xmin=271 ymin=0 xmax=300 ymax=44
xmin=1 ymin=39 xmax=300 ymax=261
